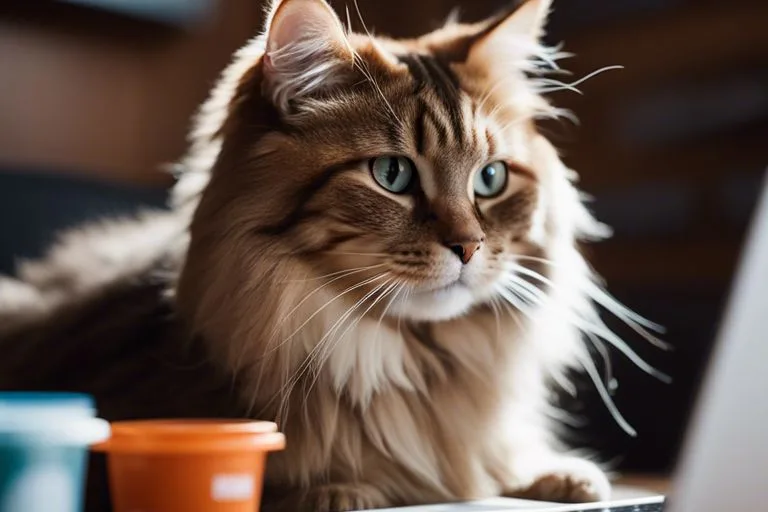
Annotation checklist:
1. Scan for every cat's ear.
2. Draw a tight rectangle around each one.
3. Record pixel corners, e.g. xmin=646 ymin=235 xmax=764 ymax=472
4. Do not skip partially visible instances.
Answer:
xmin=262 ymin=0 xmax=355 ymax=111
xmin=465 ymin=0 xmax=552 ymax=66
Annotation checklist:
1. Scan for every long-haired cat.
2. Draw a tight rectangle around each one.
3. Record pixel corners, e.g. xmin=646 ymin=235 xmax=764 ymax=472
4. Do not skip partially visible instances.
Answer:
xmin=0 ymin=0 xmax=666 ymax=510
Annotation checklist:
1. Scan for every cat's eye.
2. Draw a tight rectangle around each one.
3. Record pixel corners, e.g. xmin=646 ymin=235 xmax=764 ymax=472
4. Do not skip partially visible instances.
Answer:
xmin=370 ymin=156 xmax=414 ymax=194
xmin=473 ymin=161 xmax=508 ymax=198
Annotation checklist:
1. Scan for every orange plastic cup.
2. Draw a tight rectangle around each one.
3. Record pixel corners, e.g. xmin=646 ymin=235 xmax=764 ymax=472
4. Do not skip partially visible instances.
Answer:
xmin=94 ymin=419 xmax=285 ymax=512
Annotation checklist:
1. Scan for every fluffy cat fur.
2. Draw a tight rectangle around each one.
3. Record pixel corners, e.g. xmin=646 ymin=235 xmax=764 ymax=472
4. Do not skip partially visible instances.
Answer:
xmin=0 ymin=0 xmax=665 ymax=510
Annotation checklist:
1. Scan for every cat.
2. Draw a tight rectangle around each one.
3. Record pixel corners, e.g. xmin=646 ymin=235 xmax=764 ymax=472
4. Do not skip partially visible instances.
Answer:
xmin=0 ymin=0 xmax=666 ymax=510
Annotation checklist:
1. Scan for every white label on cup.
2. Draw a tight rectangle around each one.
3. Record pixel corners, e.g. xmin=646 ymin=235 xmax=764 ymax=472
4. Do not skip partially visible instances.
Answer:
xmin=211 ymin=474 xmax=254 ymax=502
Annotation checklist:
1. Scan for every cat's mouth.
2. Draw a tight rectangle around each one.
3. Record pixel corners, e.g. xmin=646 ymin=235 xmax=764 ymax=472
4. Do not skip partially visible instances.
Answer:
xmin=390 ymin=279 xmax=475 ymax=321
xmin=430 ymin=280 xmax=464 ymax=294
xmin=417 ymin=275 xmax=464 ymax=294
xmin=411 ymin=276 xmax=475 ymax=303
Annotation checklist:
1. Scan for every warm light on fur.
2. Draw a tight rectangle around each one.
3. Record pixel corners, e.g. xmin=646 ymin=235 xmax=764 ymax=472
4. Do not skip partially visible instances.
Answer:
xmin=0 ymin=1 xmax=669 ymax=511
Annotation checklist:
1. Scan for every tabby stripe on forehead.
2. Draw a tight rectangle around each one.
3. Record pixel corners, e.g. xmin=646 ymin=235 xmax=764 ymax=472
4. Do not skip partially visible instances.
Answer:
xmin=398 ymin=53 xmax=465 ymax=145
xmin=415 ymin=99 xmax=426 ymax=154
xmin=422 ymin=101 xmax=449 ymax=148
xmin=257 ymin=161 xmax=352 ymax=236
xmin=419 ymin=56 xmax=465 ymax=144
xmin=414 ymin=98 xmax=450 ymax=154
xmin=399 ymin=54 xmax=429 ymax=94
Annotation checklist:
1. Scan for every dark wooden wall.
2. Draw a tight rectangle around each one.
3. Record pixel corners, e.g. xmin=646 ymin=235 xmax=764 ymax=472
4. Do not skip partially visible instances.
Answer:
xmin=0 ymin=0 xmax=263 ymax=185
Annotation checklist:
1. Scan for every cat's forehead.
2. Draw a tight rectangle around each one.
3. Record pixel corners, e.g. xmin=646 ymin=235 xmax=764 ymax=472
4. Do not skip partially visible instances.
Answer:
xmin=348 ymin=31 xmax=532 ymax=129
xmin=279 ymin=29 xmax=536 ymax=177
xmin=354 ymin=37 xmax=531 ymax=167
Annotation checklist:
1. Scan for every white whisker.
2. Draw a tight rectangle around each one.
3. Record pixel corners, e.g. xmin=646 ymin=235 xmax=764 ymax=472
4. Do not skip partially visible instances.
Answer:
xmin=281 ymin=263 xmax=386 ymax=283
xmin=344 ymin=4 xmax=353 ymax=34
xmin=535 ymin=77 xmax=584 ymax=95
xmin=304 ymin=278 xmax=396 ymax=401
xmin=494 ymin=257 xmax=671 ymax=436
xmin=583 ymin=281 xmax=668 ymax=337
xmin=514 ymin=253 xmax=665 ymax=336
xmin=395 ymin=286 xmax=411 ymax=342
xmin=352 ymin=0 xmax=402 ymax=125
xmin=239 ymin=264 xmax=384 ymax=393
xmin=535 ymin=65 xmax=623 ymax=95
xmin=323 ymin=279 xmax=398 ymax=364
xmin=550 ymin=368 xmax=579 ymax=398
xmin=322 ymin=251 xmax=390 ymax=258
xmin=512 ymin=255 xmax=669 ymax=348
xmin=280 ymin=277 xmax=392 ymax=419
xmin=373 ymin=282 xmax=406 ymax=346
xmin=530 ymin=43 xmax=572 ymax=71
xmin=505 ymin=270 xmax=671 ymax=383
xmin=495 ymin=285 xmax=535 ymax=315
xmin=495 ymin=113 xmax=534 ymax=134
xmin=495 ymin=281 xmax=576 ymax=396
xmin=511 ymin=263 xmax=672 ymax=354
xmin=537 ymin=106 xmax=579 ymax=125
xmin=573 ymin=313 xmax=672 ymax=384
xmin=587 ymin=331 xmax=615 ymax=389
xmin=251 ymin=271 xmax=390 ymax=420
xmin=313 ymin=279 xmax=392 ymax=366
xmin=488 ymin=296 xmax=503 ymax=342
xmin=512 ymin=254 xmax=559 ymax=266
xmin=578 ymin=348 xmax=637 ymax=437
xmin=493 ymin=289 xmax=527 ymax=334
xmin=476 ymin=76 xmax=515 ymax=115
xmin=543 ymin=404 xmax=589 ymax=429
xmin=268 ymin=272 xmax=389 ymax=357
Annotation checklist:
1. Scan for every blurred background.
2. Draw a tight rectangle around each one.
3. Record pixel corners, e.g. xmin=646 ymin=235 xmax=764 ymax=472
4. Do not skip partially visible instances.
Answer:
xmin=1 ymin=0 xmax=766 ymax=478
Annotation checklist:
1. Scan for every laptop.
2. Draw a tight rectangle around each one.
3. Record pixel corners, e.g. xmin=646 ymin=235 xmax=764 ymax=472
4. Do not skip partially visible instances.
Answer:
xmin=366 ymin=174 xmax=768 ymax=512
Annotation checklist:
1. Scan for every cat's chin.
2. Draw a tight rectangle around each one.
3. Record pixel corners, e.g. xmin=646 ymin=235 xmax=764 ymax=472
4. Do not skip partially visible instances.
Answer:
xmin=388 ymin=283 xmax=476 ymax=322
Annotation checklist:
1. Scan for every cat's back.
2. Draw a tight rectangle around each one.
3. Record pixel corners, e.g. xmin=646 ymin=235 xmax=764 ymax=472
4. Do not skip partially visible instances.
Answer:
xmin=0 ymin=211 xmax=243 ymax=421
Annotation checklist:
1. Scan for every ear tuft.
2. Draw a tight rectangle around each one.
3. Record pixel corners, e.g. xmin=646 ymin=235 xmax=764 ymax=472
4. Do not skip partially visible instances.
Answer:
xmin=468 ymin=0 xmax=553 ymax=67
xmin=499 ymin=0 xmax=552 ymax=41
xmin=262 ymin=0 xmax=354 ymax=111
xmin=443 ymin=7 xmax=461 ymax=27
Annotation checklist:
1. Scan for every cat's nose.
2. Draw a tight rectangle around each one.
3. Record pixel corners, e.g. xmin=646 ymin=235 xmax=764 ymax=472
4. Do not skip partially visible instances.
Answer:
xmin=446 ymin=239 xmax=483 ymax=264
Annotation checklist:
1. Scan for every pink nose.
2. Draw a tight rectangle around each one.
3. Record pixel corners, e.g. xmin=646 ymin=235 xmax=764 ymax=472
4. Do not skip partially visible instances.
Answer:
xmin=446 ymin=240 xmax=482 ymax=264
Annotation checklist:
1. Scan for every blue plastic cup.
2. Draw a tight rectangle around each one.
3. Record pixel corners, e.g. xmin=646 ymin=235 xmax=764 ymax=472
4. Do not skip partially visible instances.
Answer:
xmin=0 ymin=392 xmax=110 ymax=512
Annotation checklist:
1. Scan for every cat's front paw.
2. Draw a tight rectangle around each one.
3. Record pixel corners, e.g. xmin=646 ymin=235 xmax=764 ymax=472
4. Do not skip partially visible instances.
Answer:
xmin=304 ymin=483 xmax=389 ymax=512
xmin=503 ymin=455 xmax=610 ymax=503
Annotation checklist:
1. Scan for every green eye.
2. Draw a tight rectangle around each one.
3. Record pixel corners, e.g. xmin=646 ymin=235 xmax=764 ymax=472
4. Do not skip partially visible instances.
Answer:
xmin=370 ymin=156 xmax=414 ymax=194
xmin=474 ymin=161 xmax=508 ymax=198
